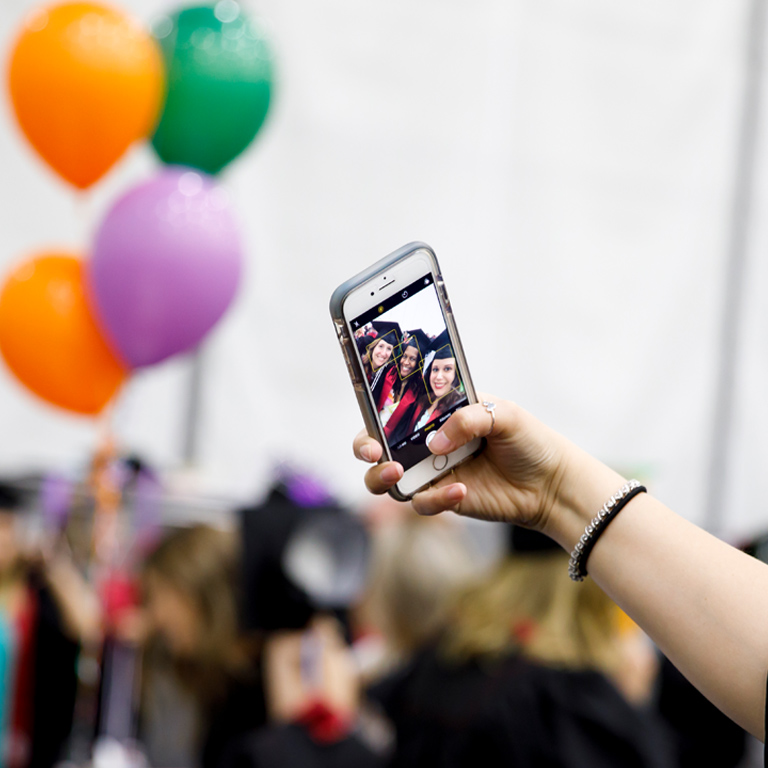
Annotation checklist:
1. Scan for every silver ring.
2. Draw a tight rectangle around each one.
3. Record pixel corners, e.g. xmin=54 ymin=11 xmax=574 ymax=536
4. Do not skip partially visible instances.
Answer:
xmin=482 ymin=401 xmax=496 ymax=437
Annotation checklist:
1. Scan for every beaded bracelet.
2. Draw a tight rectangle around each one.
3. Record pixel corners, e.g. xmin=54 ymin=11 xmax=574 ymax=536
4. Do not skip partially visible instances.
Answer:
xmin=568 ymin=480 xmax=647 ymax=582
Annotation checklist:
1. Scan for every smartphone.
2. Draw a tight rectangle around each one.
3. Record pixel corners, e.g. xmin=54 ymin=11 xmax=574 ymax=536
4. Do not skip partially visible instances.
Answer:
xmin=330 ymin=242 xmax=482 ymax=500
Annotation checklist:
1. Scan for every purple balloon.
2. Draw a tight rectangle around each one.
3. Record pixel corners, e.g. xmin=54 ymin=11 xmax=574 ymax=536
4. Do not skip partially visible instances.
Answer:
xmin=87 ymin=169 xmax=242 ymax=367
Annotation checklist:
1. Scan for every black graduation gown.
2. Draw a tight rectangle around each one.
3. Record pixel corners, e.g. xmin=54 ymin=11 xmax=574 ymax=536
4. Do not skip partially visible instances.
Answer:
xmin=657 ymin=656 xmax=746 ymax=768
xmin=203 ymin=668 xmax=383 ymax=768
xmin=386 ymin=397 xmax=423 ymax=446
xmin=202 ymin=671 xmax=269 ymax=768
xmin=28 ymin=575 xmax=79 ymax=768
xmin=369 ymin=649 xmax=677 ymax=768
xmin=222 ymin=723 xmax=385 ymax=768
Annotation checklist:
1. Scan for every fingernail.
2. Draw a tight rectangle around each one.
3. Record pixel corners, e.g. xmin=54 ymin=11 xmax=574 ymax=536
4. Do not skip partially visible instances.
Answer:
xmin=381 ymin=465 xmax=402 ymax=484
xmin=360 ymin=444 xmax=373 ymax=462
xmin=429 ymin=430 xmax=454 ymax=453
xmin=446 ymin=484 xmax=465 ymax=503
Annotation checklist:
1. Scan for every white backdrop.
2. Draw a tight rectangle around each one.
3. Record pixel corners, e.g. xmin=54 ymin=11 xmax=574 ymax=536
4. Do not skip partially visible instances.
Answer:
xmin=1 ymin=0 xmax=765 ymax=540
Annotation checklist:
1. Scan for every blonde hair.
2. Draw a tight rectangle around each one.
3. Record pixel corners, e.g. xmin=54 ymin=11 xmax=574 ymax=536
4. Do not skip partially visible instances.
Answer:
xmin=442 ymin=552 xmax=621 ymax=676
xmin=367 ymin=516 xmax=478 ymax=658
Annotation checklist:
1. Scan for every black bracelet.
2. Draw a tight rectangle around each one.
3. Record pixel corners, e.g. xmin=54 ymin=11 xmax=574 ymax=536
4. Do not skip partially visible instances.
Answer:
xmin=568 ymin=480 xmax=647 ymax=582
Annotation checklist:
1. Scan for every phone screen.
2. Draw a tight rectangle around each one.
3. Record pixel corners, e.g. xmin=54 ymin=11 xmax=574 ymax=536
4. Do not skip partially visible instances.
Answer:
xmin=350 ymin=273 xmax=469 ymax=471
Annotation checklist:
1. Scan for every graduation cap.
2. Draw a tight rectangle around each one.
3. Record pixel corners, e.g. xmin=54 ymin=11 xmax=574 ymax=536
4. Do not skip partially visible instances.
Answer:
xmin=401 ymin=329 xmax=431 ymax=360
xmin=238 ymin=480 xmax=370 ymax=632
xmin=389 ymin=329 xmax=430 ymax=382
xmin=369 ymin=320 xmax=402 ymax=349
xmin=427 ymin=329 xmax=452 ymax=358
xmin=421 ymin=329 xmax=454 ymax=380
xmin=0 ymin=482 xmax=23 ymax=513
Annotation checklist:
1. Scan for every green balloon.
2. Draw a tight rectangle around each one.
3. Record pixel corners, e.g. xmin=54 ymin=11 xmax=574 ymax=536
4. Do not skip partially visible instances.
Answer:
xmin=151 ymin=3 xmax=273 ymax=174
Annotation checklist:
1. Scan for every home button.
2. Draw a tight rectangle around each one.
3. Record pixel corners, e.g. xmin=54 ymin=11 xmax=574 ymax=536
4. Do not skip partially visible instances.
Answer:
xmin=432 ymin=454 xmax=449 ymax=471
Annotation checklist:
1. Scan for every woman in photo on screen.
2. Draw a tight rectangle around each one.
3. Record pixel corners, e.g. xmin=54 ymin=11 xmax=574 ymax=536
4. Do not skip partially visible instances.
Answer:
xmin=362 ymin=321 xmax=401 ymax=387
xmin=376 ymin=329 xmax=430 ymax=431
xmin=388 ymin=332 xmax=466 ymax=443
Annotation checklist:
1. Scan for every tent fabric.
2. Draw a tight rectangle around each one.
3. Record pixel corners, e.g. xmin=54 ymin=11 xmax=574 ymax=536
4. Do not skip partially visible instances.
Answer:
xmin=0 ymin=0 xmax=765 ymax=538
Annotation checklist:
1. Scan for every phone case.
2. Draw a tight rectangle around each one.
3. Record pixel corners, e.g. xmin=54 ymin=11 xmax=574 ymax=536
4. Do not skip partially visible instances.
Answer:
xmin=330 ymin=241 xmax=480 ymax=501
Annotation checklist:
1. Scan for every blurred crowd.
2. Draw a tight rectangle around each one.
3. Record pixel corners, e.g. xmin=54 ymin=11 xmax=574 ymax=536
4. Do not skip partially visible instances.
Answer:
xmin=0 ymin=467 xmax=755 ymax=768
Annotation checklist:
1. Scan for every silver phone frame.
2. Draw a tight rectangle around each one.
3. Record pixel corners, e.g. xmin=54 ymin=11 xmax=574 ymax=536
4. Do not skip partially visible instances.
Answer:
xmin=330 ymin=242 xmax=482 ymax=500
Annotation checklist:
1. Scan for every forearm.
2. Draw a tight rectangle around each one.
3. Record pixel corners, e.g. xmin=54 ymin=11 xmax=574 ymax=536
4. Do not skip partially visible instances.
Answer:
xmin=355 ymin=398 xmax=768 ymax=737
xmin=544 ymin=447 xmax=768 ymax=739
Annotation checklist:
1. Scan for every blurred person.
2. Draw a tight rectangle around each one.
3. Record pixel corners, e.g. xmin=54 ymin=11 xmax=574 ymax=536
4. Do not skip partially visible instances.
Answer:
xmin=251 ymin=616 xmax=384 ymax=768
xmin=358 ymin=513 xmax=479 ymax=679
xmin=0 ymin=481 xmax=98 ymax=768
xmin=141 ymin=523 xmax=383 ymax=768
xmin=444 ymin=527 xmax=660 ymax=702
xmin=368 ymin=525 xmax=675 ymax=768
xmin=0 ymin=482 xmax=26 ymax=764
xmin=355 ymin=324 xmax=376 ymax=340
xmin=356 ymin=334 xmax=375 ymax=361
xmin=141 ymin=524 xmax=263 ymax=768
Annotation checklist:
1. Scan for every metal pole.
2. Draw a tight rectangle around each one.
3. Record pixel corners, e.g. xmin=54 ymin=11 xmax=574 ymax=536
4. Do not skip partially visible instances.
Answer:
xmin=704 ymin=0 xmax=767 ymax=533
xmin=182 ymin=349 xmax=204 ymax=466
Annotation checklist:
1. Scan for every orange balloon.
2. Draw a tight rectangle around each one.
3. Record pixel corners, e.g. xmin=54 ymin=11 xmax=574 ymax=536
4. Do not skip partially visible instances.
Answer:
xmin=7 ymin=3 xmax=165 ymax=189
xmin=0 ymin=253 xmax=128 ymax=415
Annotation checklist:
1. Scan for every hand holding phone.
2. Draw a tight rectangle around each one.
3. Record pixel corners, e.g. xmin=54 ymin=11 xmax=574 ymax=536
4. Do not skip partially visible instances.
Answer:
xmin=330 ymin=242 xmax=483 ymax=499
xmin=352 ymin=396 xmax=580 ymax=528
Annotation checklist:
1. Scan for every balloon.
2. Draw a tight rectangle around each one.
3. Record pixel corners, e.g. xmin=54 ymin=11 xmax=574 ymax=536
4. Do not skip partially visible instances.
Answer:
xmin=87 ymin=169 xmax=243 ymax=367
xmin=7 ymin=3 xmax=165 ymax=189
xmin=0 ymin=254 xmax=127 ymax=415
xmin=151 ymin=3 xmax=273 ymax=174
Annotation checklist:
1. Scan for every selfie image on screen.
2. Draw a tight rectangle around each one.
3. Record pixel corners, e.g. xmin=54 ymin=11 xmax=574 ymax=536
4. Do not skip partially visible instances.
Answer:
xmin=351 ymin=274 xmax=468 ymax=470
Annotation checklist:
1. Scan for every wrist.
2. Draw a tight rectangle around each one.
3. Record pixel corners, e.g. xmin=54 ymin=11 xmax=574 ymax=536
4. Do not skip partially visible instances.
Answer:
xmin=541 ymin=441 xmax=627 ymax=553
